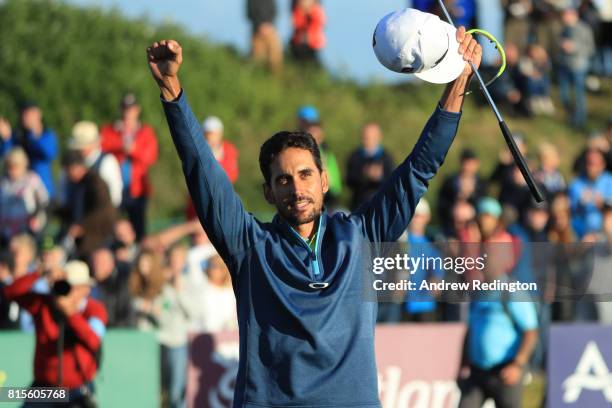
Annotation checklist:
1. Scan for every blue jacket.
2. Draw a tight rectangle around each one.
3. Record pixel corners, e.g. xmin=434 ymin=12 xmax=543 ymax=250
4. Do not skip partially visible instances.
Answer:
xmin=162 ymin=91 xmax=460 ymax=407
xmin=0 ymin=128 xmax=58 ymax=197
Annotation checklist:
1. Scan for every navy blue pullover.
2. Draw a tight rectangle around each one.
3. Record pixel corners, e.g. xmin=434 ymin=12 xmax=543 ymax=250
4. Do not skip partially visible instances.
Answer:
xmin=162 ymin=91 xmax=461 ymax=407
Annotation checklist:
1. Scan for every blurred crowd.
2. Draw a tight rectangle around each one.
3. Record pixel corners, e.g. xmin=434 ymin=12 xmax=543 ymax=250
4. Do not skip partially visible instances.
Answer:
xmin=0 ymin=0 xmax=611 ymax=406
xmin=0 ymin=91 xmax=610 ymax=405
xmin=248 ymin=0 xmax=612 ymax=128
xmin=415 ymin=0 xmax=612 ymax=128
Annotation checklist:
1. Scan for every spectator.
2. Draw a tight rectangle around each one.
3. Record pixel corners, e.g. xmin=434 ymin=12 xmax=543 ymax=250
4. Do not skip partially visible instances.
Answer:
xmin=509 ymin=200 xmax=553 ymax=370
xmin=535 ymin=142 xmax=566 ymax=197
xmin=90 ymin=247 xmax=133 ymax=328
xmin=112 ymin=218 xmax=140 ymax=264
xmin=186 ymin=116 xmax=239 ymax=220
xmin=2 ymin=261 xmax=107 ymax=405
xmin=404 ymin=199 xmax=443 ymax=322
xmin=128 ymin=249 xmax=165 ymax=331
xmin=247 ymin=0 xmax=283 ymax=73
xmin=447 ymin=199 xmax=477 ymax=240
xmin=185 ymin=222 xmax=217 ymax=289
xmin=504 ymin=0 xmax=533 ymax=52
xmin=2 ymin=234 xmax=38 ymax=332
xmin=490 ymin=134 xmax=538 ymax=218
xmin=568 ymin=148 xmax=612 ymax=238
xmin=519 ymin=44 xmax=555 ymax=115
xmin=0 ymin=102 xmax=59 ymax=199
xmin=346 ymin=122 xmax=394 ymax=210
xmin=0 ymin=147 xmax=49 ymax=243
xmin=194 ymin=254 xmax=237 ymax=332
xmin=458 ymin=197 xmax=539 ymax=408
xmin=203 ymin=116 xmax=239 ymax=183
xmin=158 ymin=243 xmax=198 ymax=408
xmin=591 ymin=0 xmax=612 ymax=76
xmin=67 ymin=121 xmax=123 ymax=207
xmin=549 ymin=192 xmax=577 ymax=243
xmin=556 ymin=5 xmax=595 ymax=128
xmin=573 ymin=132 xmax=612 ymax=174
xmin=297 ymin=106 xmax=343 ymax=208
xmin=547 ymin=192 xmax=577 ymax=322
xmin=458 ymin=290 xmax=538 ymax=408
xmin=290 ymin=0 xmax=326 ymax=64
xmin=489 ymin=43 xmax=528 ymax=116
xmin=438 ymin=148 xmax=487 ymax=235
xmin=58 ymin=151 xmax=117 ymax=258
xmin=101 ymin=94 xmax=159 ymax=240
xmin=0 ymin=250 xmax=16 ymax=329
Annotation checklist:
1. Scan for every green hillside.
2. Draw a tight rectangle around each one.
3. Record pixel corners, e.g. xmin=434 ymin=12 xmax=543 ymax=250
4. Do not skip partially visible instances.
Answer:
xmin=1 ymin=0 xmax=609 ymax=224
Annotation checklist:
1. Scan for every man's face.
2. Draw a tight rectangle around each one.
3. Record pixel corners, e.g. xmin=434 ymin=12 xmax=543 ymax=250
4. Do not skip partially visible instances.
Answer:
xmin=362 ymin=124 xmax=382 ymax=152
xmin=114 ymin=219 xmax=136 ymax=246
xmin=67 ymin=164 xmax=87 ymax=182
xmin=461 ymin=158 xmax=480 ymax=176
xmin=122 ymin=105 xmax=141 ymax=123
xmin=21 ymin=107 xmax=42 ymax=129
xmin=92 ymin=249 xmax=115 ymax=282
xmin=585 ymin=150 xmax=605 ymax=180
xmin=527 ymin=208 xmax=549 ymax=232
xmin=71 ymin=285 xmax=91 ymax=302
xmin=264 ymin=147 xmax=328 ymax=227
xmin=205 ymin=130 xmax=223 ymax=149
xmin=477 ymin=213 xmax=499 ymax=238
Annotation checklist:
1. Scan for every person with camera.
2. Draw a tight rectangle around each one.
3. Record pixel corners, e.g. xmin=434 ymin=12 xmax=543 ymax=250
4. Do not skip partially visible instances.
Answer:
xmin=2 ymin=260 xmax=107 ymax=407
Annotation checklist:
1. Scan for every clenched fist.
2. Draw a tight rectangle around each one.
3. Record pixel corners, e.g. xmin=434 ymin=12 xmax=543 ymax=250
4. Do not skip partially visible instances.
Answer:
xmin=146 ymin=40 xmax=183 ymax=100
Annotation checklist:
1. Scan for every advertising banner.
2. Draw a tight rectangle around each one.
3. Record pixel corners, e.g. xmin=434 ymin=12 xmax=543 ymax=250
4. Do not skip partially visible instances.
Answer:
xmin=187 ymin=324 xmax=466 ymax=408
xmin=548 ymin=324 xmax=612 ymax=408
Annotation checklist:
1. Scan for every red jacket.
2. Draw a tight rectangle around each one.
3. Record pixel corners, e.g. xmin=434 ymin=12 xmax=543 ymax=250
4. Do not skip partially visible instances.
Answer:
xmin=100 ymin=123 xmax=159 ymax=198
xmin=3 ymin=273 xmax=107 ymax=388
xmin=292 ymin=4 xmax=326 ymax=50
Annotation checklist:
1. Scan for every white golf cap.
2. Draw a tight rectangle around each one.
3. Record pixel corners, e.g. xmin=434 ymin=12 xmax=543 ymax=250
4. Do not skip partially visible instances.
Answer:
xmin=69 ymin=121 xmax=100 ymax=149
xmin=202 ymin=116 xmax=224 ymax=133
xmin=373 ymin=8 xmax=465 ymax=84
xmin=64 ymin=260 xmax=95 ymax=286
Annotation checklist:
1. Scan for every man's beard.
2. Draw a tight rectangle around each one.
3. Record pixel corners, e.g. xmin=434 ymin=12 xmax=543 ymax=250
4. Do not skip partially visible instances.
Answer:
xmin=278 ymin=196 xmax=322 ymax=227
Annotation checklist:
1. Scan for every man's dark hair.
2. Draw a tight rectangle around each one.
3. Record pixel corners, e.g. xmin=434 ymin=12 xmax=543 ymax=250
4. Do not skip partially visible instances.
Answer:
xmin=61 ymin=150 xmax=85 ymax=167
xmin=259 ymin=131 xmax=323 ymax=184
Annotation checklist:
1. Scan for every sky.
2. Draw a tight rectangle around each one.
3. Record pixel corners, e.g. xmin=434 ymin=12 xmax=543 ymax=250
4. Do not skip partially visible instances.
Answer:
xmin=66 ymin=0 xmax=412 ymax=83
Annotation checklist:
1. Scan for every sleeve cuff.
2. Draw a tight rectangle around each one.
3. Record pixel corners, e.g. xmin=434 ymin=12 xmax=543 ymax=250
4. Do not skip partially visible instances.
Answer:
xmin=436 ymin=103 xmax=462 ymax=120
xmin=160 ymin=89 xmax=185 ymax=105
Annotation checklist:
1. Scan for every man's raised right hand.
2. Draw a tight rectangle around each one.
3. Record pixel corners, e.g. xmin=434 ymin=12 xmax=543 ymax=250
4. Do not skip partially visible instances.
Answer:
xmin=146 ymin=40 xmax=183 ymax=101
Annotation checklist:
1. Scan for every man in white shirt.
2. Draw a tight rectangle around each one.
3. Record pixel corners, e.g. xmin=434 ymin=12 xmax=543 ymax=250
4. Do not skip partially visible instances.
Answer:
xmin=67 ymin=121 xmax=123 ymax=207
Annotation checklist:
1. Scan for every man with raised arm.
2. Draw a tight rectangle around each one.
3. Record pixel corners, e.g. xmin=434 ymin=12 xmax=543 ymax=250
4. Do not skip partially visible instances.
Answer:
xmin=146 ymin=28 xmax=481 ymax=407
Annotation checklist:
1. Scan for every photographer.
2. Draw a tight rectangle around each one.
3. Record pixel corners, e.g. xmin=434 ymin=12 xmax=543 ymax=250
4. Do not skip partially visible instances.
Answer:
xmin=2 ymin=261 xmax=107 ymax=407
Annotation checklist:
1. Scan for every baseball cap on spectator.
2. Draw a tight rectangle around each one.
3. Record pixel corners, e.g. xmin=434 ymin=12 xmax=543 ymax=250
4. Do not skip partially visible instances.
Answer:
xmin=120 ymin=93 xmax=138 ymax=110
xmin=414 ymin=198 xmax=431 ymax=216
xmin=69 ymin=121 xmax=99 ymax=149
xmin=298 ymin=106 xmax=320 ymax=124
xmin=202 ymin=116 xmax=224 ymax=133
xmin=477 ymin=197 xmax=502 ymax=218
xmin=64 ymin=260 xmax=95 ymax=286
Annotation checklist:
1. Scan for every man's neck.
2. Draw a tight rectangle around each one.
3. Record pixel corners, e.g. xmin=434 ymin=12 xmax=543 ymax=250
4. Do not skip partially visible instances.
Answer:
xmin=291 ymin=217 xmax=319 ymax=240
